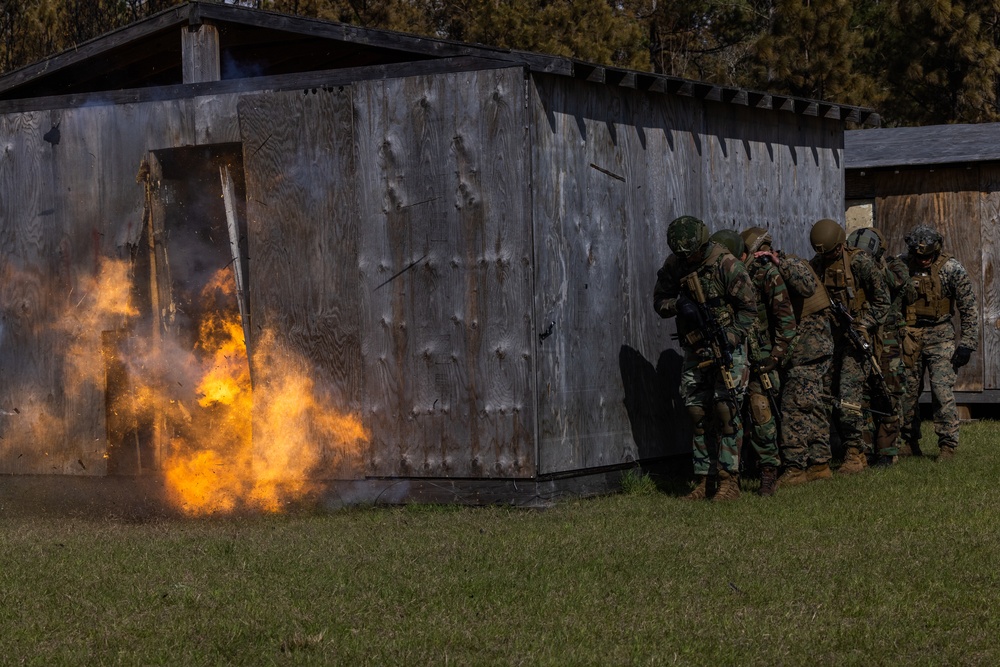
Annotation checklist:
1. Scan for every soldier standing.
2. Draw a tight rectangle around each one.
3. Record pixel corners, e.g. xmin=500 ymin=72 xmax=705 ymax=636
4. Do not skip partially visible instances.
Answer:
xmin=846 ymin=227 xmax=913 ymax=466
xmin=742 ymin=228 xmax=835 ymax=486
xmin=899 ymin=225 xmax=979 ymax=460
xmin=653 ymin=217 xmax=757 ymax=501
xmin=712 ymin=228 xmax=796 ymax=497
xmin=809 ymin=219 xmax=889 ymax=474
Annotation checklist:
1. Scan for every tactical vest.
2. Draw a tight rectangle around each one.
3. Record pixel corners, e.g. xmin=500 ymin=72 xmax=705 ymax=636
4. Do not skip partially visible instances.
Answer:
xmin=782 ymin=257 xmax=829 ymax=321
xmin=682 ymin=243 xmax=735 ymax=331
xmin=905 ymin=252 xmax=952 ymax=322
xmin=821 ymin=246 xmax=866 ymax=315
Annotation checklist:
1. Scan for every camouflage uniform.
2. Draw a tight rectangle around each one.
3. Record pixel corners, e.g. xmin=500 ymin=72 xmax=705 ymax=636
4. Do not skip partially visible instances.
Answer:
xmin=742 ymin=254 xmax=796 ymax=470
xmin=899 ymin=227 xmax=979 ymax=455
xmin=654 ymin=240 xmax=757 ymax=481
xmin=775 ymin=254 xmax=835 ymax=474
xmin=811 ymin=222 xmax=890 ymax=470
xmin=872 ymin=254 xmax=914 ymax=459
xmin=846 ymin=227 xmax=914 ymax=463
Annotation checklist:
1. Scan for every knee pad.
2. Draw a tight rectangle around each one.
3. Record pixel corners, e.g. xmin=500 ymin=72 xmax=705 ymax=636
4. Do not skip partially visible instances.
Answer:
xmin=687 ymin=405 xmax=707 ymax=435
xmin=714 ymin=400 xmax=739 ymax=436
xmin=749 ymin=393 xmax=772 ymax=426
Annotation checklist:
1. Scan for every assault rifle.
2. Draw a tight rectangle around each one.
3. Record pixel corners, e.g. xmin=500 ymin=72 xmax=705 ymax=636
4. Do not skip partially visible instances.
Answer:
xmin=829 ymin=298 xmax=894 ymax=417
xmin=682 ymin=271 xmax=738 ymax=401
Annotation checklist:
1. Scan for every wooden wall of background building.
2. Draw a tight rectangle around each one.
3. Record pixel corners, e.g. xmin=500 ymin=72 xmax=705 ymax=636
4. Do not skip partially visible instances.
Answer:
xmin=846 ymin=166 xmax=992 ymax=392
xmin=529 ymin=74 xmax=846 ymax=475
xmin=0 ymin=95 xmax=243 ymax=475
xmin=238 ymin=66 xmax=534 ymax=480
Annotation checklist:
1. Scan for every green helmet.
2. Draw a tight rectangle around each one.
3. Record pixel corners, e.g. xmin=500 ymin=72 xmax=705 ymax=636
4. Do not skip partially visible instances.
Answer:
xmin=741 ymin=226 xmax=772 ymax=255
xmin=846 ymin=227 xmax=884 ymax=259
xmin=667 ymin=216 xmax=709 ymax=260
xmin=709 ymin=229 xmax=745 ymax=258
xmin=904 ymin=225 xmax=942 ymax=257
xmin=810 ymin=218 xmax=846 ymax=254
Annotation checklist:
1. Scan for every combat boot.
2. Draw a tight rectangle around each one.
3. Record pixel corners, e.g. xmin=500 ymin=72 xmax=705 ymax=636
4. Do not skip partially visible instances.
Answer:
xmin=684 ymin=476 xmax=709 ymax=500
xmin=937 ymin=446 xmax=956 ymax=462
xmin=713 ymin=470 xmax=741 ymax=502
xmin=872 ymin=454 xmax=897 ymax=468
xmin=838 ymin=448 xmax=868 ymax=475
xmin=806 ymin=463 xmax=833 ymax=481
xmin=899 ymin=441 xmax=922 ymax=457
xmin=758 ymin=466 xmax=778 ymax=497
xmin=777 ymin=466 xmax=808 ymax=488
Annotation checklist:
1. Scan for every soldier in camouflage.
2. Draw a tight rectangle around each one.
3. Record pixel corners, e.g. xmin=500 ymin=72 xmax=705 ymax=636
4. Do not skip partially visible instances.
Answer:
xmin=846 ymin=227 xmax=914 ymax=466
xmin=713 ymin=228 xmax=797 ymax=497
xmin=810 ymin=219 xmax=889 ymax=475
xmin=899 ymin=225 xmax=979 ymax=460
xmin=654 ymin=217 xmax=757 ymax=501
xmin=743 ymin=227 xmax=836 ymax=486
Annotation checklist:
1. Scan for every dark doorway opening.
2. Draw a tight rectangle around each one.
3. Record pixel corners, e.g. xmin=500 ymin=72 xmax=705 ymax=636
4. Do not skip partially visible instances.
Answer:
xmin=105 ymin=143 xmax=250 ymax=475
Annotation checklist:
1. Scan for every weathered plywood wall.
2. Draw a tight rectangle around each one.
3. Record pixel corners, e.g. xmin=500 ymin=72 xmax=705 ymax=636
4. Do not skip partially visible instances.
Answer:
xmin=0 ymin=95 xmax=242 ymax=475
xmin=847 ymin=166 xmax=987 ymax=392
xmin=530 ymin=74 xmax=846 ymax=474
xmin=239 ymin=67 xmax=534 ymax=479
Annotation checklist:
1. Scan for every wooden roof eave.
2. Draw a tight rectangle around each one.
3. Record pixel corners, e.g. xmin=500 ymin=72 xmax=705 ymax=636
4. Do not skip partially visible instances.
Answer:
xmin=0 ymin=0 xmax=879 ymax=127
xmin=0 ymin=56 xmax=519 ymax=115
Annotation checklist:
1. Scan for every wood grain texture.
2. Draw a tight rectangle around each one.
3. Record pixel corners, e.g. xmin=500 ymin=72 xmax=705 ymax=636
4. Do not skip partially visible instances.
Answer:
xmin=980 ymin=166 xmax=1000 ymax=390
xmin=352 ymin=68 xmax=534 ymax=479
xmin=0 ymin=93 xmax=251 ymax=475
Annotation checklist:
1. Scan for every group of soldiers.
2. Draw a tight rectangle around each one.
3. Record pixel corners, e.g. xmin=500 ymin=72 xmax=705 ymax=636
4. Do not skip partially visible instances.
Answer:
xmin=653 ymin=216 xmax=979 ymax=501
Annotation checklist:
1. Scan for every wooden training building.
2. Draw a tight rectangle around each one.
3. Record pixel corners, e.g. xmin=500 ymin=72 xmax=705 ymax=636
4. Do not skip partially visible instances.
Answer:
xmin=0 ymin=2 xmax=876 ymax=505
xmin=845 ymin=123 xmax=999 ymax=406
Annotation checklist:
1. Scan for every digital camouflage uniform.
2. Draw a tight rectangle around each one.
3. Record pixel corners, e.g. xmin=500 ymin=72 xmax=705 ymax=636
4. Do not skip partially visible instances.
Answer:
xmin=846 ymin=227 xmax=914 ymax=463
xmin=810 ymin=222 xmax=890 ymax=471
xmin=899 ymin=227 xmax=979 ymax=456
xmin=774 ymin=254 xmax=835 ymax=475
xmin=654 ymin=235 xmax=757 ymax=486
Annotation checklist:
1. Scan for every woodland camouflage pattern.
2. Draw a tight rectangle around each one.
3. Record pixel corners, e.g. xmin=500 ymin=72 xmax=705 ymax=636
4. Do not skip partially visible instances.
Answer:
xmin=743 ymin=255 xmax=797 ymax=468
xmin=871 ymin=254 xmax=914 ymax=457
xmin=654 ymin=240 xmax=757 ymax=477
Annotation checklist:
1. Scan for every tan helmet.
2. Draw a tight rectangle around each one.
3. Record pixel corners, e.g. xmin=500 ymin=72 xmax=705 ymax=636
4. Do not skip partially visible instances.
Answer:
xmin=741 ymin=226 xmax=772 ymax=255
xmin=709 ymin=229 xmax=746 ymax=258
xmin=810 ymin=218 xmax=846 ymax=254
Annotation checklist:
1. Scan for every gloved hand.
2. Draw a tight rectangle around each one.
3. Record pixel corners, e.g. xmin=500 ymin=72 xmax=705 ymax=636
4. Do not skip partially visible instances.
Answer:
xmin=757 ymin=355 xmax=779 ymax=374
xmin=725 ymin=331 xmax=744 ymax=349
xmin=675 ymin=293 xmax=701 ymax=325
xmin=951 ymin=345 xmax=973 ymax=370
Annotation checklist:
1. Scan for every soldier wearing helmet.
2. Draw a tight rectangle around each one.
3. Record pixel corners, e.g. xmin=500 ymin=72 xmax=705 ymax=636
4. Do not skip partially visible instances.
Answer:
xmin=809 ymin=218 xmax=890 ymax=475
xmin=740 ymin=226 xmax=838 ymax=487
xmin=898 ymin=225 xmax=979 ymax=461
xmin=846 ymin=227 xmax=914 ymax=466
xmin=708 ymin=226 xmax=792 ymax=496
xmin=654 ymin=216 xmax=758 ymax=501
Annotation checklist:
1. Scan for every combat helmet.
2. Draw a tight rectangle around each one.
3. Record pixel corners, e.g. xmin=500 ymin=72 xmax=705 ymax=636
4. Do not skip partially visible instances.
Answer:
xmin=709 ymin=229 xmax=746 ymax=258
xmin=904 ymin=225 xmax=943 ymax=257
xmin=810 ymin=218 xmax=846 ymax=254
xmin=667 ymin=216 xmax=710 ymax=260
xmin=846 ymin=227 xmax=884 ymax=259
xmin=741 ymin=226 xmax=772 ymax=255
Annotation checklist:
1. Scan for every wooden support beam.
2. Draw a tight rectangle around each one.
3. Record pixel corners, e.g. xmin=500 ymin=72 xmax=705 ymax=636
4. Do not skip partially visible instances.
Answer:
xmin=182 ymin=20 xmax=220 ymax=84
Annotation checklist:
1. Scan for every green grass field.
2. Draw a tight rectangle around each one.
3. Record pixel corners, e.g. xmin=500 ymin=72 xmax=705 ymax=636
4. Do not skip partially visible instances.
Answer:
xmin=2 ymin=421 xmax=999 ymax=666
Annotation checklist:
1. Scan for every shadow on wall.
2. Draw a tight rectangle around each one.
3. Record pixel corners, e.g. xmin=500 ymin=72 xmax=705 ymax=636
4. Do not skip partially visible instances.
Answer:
xmin=619 ymin=345 xmax=690 ymax=461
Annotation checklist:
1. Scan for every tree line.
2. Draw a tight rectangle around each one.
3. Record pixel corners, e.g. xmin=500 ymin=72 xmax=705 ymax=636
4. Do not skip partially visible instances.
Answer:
xmin=3 ymin=0 xmax=1000 ymax=127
